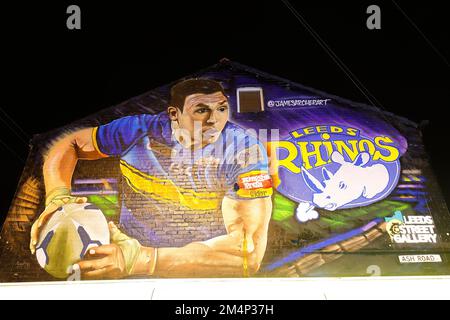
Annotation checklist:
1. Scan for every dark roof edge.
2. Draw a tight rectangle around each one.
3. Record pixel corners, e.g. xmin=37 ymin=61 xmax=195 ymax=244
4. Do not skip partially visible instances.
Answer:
xmin=33 ymin=58 xmax=419 ymax=140
xmin=219 ymin=59 xmax=419 ymax=129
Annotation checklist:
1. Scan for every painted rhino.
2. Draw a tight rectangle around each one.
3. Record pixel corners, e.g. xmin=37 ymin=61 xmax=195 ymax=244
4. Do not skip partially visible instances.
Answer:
xmin=296 ymin=151 xmax=390 ymax=222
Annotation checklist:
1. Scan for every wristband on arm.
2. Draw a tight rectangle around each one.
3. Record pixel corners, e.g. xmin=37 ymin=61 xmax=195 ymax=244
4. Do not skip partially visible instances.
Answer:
xmin=109 ymin=222 xmax=157 ymax=276
xmin=45 ymin=186 xmax=89 ymax=210
xmin=45 ymin=187 xmax=72 ymax=206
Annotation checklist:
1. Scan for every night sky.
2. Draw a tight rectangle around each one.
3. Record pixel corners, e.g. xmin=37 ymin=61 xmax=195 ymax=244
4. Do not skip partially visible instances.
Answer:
xmin=1 ymin=1 xmax=449 ymax=227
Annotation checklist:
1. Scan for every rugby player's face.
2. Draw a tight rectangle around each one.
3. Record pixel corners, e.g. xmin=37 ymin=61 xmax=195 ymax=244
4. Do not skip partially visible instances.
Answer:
xmin=178 ymin=91 xmax=229 ymax=145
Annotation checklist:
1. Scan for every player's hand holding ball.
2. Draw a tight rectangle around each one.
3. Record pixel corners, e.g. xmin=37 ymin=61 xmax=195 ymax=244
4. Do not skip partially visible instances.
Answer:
xmin=30 ymin=187 xmax=87 ymax=254
xmin=76 ymin=222 xmax=143 ymax=280
xmin=30 ymin=186 xmax=156 ymax=280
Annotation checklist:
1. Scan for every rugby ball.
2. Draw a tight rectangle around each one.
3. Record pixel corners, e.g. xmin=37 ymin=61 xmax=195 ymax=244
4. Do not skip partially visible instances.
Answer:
xmin=35 ymin=202 xmax=110 ymax=279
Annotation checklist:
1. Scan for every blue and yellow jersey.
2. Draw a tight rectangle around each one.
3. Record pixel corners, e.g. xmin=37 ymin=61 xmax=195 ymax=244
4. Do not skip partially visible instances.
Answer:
xmin=93 ymin=112 xmax=272 ymax=247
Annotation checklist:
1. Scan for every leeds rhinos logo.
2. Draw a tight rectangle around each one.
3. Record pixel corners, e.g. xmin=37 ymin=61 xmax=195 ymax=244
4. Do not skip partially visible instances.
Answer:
xmin=270 ymin=125 xmax=402 ymax=222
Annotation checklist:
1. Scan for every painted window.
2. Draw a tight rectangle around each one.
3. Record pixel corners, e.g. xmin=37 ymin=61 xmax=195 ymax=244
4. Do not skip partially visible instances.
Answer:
xmin=237 ymin=87 xmax=264 ymax=113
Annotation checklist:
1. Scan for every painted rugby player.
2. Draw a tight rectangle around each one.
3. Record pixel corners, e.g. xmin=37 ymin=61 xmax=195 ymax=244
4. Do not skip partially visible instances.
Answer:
xmin=30 ymin=79 xmax=273 ymax=279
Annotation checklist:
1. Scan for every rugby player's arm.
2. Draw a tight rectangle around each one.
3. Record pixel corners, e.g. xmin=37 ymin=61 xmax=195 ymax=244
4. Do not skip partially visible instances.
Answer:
xmin=151 ymin=196 xmax=272 ymax=277
xmin=43 ymin=127 xmax=108 ymax=195
xmin=30 ymin=128 xmax=108 ymax=253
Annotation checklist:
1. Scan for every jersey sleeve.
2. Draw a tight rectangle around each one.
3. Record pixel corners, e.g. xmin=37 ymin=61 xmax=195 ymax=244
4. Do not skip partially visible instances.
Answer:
xmin=93 ymin=114 xmax=154 ymax=157
xmin=224 ymin=134 xmax=273 ymax=200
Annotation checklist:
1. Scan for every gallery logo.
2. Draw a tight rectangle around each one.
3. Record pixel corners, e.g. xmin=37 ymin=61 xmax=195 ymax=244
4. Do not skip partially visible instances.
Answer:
xmin=385 ymin=211 xmax=438 ymax=244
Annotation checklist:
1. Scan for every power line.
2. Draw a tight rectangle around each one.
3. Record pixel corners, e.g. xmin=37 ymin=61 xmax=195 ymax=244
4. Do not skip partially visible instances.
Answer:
xmin=280 ymin=0 xmax=386 ymax=111
xmin=392 ymin=0 xmax=449 ymax=68
xmin=0 ymin=136 xmax=25 ymax=164
xmin=0 ymin=106 xmax=30 ymax=144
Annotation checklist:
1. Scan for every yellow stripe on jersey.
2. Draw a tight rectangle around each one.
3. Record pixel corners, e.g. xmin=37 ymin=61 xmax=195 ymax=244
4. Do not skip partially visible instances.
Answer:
xmin=92 ymin=127 xmax=109 ymax=158
xmin=119 ymin=160 xmax=222 ymax=211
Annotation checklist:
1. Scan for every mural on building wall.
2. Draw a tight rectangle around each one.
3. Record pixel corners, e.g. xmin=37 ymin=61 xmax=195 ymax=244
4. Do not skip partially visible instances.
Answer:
xmin=1 ymin=60 xmax=449 ymax=281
